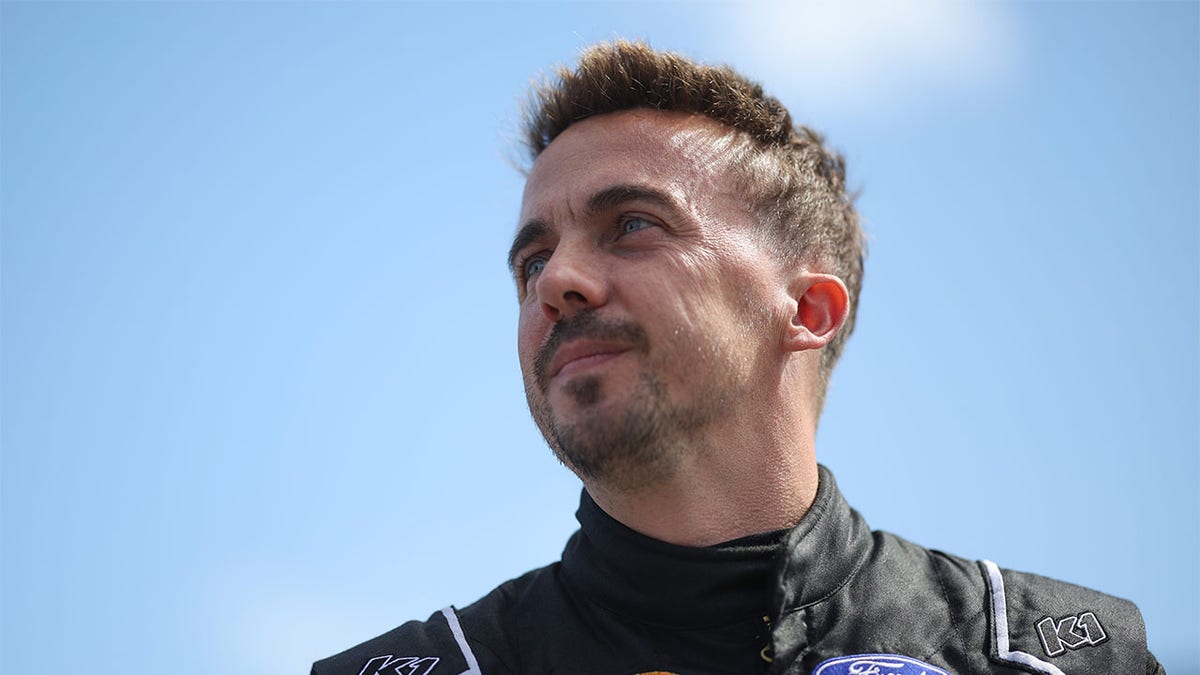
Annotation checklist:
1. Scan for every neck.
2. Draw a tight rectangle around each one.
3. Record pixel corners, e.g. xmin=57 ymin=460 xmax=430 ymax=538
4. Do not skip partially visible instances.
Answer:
xmin=583 ymin=407 xmax=820 ymax=547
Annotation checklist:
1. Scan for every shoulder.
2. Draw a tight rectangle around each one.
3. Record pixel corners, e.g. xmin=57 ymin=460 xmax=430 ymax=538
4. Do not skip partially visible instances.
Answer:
xmin=857 ymin=532 xmax=1161 ymax=673
xmin=975 ymin=559 xmax=1161 ymax=674
xmin=903 ymin=541 xmax=1159 ymax=674
xmin=310 ymin=607 xmax=484 ymax=675
xmin=311 ymin=564 xmax=561 ymax=675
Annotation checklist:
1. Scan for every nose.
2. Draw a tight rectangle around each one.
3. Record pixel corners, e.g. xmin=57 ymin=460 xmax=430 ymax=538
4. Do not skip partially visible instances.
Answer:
xmin=534 ymin=245 xmax=608 ymax=322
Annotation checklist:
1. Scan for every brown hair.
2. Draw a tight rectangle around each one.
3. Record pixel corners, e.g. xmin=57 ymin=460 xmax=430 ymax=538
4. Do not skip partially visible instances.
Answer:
xmin=522 ymin=40 xmax=865 ymax=409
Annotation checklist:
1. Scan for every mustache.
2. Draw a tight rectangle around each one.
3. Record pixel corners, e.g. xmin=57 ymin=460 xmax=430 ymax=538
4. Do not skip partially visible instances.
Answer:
xmin=533 ymin=310 xmax=649 ymax=386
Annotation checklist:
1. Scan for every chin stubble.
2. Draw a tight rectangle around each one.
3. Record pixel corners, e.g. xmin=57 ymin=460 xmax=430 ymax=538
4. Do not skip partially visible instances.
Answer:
xmin=524 ymin=307 xmax=751 ymax=494
xmin=546 ymin=370 xmax=687 ymax=494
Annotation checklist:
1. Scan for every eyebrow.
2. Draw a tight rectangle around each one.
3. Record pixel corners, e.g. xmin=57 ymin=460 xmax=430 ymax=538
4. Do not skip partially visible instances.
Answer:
xmin=585 ymin=184 xmax=676 ymax=217
xmin=506 ymin=183 xmax=679 ymax=273
xmin=507 ymin=219 xmax=548 ymax=273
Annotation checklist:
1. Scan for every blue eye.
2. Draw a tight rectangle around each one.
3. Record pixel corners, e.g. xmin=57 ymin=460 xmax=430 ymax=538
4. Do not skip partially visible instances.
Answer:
xmin=524 ymin=257 xmax=546 ymax=280
xmin=621 ymin=216 xmax=653 ymax=234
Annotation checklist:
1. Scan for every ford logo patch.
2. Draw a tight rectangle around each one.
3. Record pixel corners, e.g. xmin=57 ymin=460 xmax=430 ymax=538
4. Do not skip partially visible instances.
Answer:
xmin=813 ymin=653 xmax=951 ymax=675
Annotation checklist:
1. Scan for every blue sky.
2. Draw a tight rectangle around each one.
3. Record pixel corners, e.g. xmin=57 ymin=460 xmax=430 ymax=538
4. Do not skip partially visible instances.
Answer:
xmin=2 ymin=2 xmax=1196 ymax=673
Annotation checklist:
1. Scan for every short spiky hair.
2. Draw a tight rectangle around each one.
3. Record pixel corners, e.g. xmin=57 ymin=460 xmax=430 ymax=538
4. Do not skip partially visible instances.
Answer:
xmin=522 ymin=40 xmax=865 ymax=410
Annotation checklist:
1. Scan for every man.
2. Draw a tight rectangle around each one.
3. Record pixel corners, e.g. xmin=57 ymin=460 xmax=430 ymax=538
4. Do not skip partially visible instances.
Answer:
xmin=313 ymin=41 xmax=1161 ymax=675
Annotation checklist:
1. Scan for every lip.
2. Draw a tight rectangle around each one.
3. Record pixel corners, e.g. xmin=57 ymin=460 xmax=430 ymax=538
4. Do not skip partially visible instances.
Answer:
xmin=548 ymin=340 xmax=632 ymax=379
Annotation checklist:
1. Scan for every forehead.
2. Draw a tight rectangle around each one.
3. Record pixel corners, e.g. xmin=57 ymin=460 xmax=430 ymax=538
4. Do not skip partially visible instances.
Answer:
xmin=520 ymin=109 xmax=739 ymax=219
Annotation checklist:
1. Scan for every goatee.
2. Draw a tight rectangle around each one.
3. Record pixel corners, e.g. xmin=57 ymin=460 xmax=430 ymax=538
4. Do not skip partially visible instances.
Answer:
xmin=525 ymin=310 xmax=711 ymax=493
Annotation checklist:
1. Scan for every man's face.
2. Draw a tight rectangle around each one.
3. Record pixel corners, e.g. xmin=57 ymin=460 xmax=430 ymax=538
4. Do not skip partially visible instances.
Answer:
xmin=512 ymin=109 xmax=790 ymax=492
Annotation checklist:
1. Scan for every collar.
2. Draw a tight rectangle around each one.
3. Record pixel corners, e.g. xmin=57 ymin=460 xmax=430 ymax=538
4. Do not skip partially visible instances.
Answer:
xmin=560 ymin=488 xmax=787 ymax=630
xmin=771 ymin=465 xmax=873 ymax=614
xmin=559 ymin=465 xmax=873 ymax=629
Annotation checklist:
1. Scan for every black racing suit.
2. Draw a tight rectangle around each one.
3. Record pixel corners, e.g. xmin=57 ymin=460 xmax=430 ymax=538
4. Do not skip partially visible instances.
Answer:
xmin=312 ymin=466 xmax=1162 ymax=674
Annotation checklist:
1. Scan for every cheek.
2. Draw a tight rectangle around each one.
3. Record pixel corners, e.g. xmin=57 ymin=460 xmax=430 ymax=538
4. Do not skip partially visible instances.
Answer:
xmin=516 ymin=306 xmax=543 ymax=371
xmin=676 ymin=263 xmax=781 ymax=348
xmin=655 ymin=254 xmax=754 ymax=326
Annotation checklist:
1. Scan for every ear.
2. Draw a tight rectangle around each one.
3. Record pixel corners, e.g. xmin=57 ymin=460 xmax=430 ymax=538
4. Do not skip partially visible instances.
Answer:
xmin=783 ymin=273 xmax=850 ymax=353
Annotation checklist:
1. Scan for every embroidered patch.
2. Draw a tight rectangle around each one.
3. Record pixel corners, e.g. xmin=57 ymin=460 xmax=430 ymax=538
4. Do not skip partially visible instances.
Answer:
xmin=813 ymin=654 xmax=950 ymax=675
xmin=1036 ymin=611 xmax=1108 ymax=657
xmin=359 ymin=655 xmax=440 ymax=675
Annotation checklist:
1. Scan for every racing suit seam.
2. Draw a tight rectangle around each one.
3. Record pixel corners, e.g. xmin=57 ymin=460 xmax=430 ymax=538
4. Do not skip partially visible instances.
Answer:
xmin=777 ymin=482 xmax=835 ymax=591
xmin=775 ymin=501 xmax=871 ymax=620
xmin=465 ymin=636 xmax=517 ymax=675
xmin=800 ymin=607 xmax=814 ymax=663
xmin=928 ymin=551 xmax=971 ymax=666
xmin=778 ymin=542 xmax=869 ymax=618
xmin=977 ymin=560 xmax=1049 ymax=675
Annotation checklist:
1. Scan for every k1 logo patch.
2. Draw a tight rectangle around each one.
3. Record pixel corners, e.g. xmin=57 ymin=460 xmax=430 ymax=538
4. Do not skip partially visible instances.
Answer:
xmin=1036 ymin=611 xmax=1108 ymax=657
xmin=813 ymin=653 xmax=950 ymax=675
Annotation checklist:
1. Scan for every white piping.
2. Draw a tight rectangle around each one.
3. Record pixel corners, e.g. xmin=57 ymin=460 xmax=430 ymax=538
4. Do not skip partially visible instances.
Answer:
xmin=983 ymin=560 xmax=1067 ymax=675
xmin=440 ymin=606 xmax=482 ymax=675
